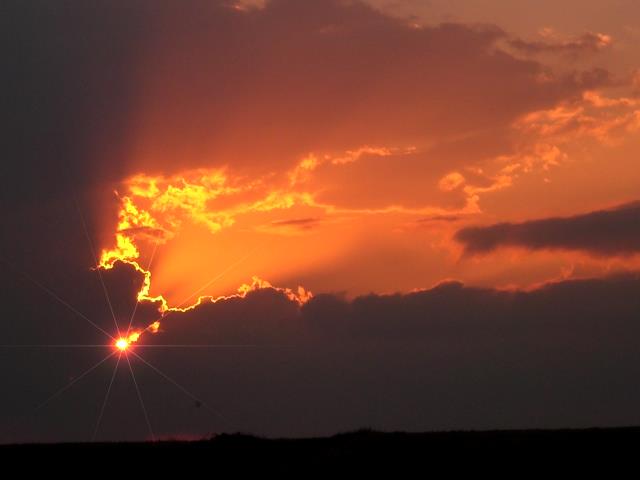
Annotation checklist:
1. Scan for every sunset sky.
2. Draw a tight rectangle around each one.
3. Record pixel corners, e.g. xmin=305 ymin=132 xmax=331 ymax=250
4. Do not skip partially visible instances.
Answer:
xmin=1 ymin=0 xmax=639 ymax=443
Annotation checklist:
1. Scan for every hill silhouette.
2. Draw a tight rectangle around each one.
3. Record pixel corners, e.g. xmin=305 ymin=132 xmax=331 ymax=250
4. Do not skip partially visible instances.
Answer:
xmin=2 ymin=427 xmax=638 ymax=472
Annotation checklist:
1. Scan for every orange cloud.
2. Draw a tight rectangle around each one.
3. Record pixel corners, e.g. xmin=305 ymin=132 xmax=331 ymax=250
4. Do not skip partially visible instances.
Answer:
xmin=88 ymin=0 xmax=640 ymax=321
xmin=514 ymin=90 xmax=640 ymax=146
xmin=438 ymin=172 xmax=465 ymax=192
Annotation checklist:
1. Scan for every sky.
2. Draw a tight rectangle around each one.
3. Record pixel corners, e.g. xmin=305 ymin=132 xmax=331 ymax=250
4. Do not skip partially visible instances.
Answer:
xmin=1 ymin=0 xmax=639 ymax=443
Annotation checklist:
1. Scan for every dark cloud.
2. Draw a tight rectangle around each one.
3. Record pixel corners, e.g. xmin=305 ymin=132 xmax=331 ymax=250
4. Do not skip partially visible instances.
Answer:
xmin=416 ymin=214 xmax=461 ymax=223
xmin=2 ymin=0 xmax=609 ymax=196
xmin=509 ymin=31 xmax=612 ymax=58
xmin=3 ymin=252 xmax=640 ymax=441
xmin=1 ymin=1 xmax=148 ymax=206
xmin=1 ymin=0 xmax=612 ymax=245
xmin=0 ymin=257 xmax=157 ymax=346
xmin=454 ymin=201 xmax=640 ymax=255
xmin=269 ymin=217 xmax=322 ymax=231
xmin=155 ymin=273 xmax=640 ymax=350
xmin=129 ymin=2 xmax=608 ymax=177
xmin=115 ymin=273 xmax=640 ymax=438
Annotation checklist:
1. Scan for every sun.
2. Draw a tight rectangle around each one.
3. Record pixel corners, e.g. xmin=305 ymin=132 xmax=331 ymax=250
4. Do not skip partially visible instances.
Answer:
xmin=115 ymin=338 xmax=130 ymax=351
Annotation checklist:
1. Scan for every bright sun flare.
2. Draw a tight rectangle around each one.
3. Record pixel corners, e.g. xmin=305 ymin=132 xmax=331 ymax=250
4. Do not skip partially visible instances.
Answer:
xmin=115 ymin=338 xmax=129 ymax=351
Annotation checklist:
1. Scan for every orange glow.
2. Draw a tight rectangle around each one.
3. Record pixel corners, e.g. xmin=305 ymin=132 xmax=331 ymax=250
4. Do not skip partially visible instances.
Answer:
xmin=97 ymin=165 xmax=330 ymax=320
xmin=115 ymin=338 xmax=129 ymax=351
xmin=88 ymin=0 xmax=640 ymax=316
xmin=97 ymin=87 xmax=640 ymax=325
xmin=147 ymin=321 xmax=161 ymax=333
xmin=99 ymin=147 xmax=477 ymax=306
xmin=127 ymin=331 xmax=141 ymax=343
xmin=97 ymin=167 xmax=323 ymax=343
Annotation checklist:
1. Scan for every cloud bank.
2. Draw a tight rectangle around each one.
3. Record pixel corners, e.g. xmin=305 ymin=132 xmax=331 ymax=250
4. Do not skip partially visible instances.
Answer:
xmin=455 ymin=201 xmax=640 ymax=255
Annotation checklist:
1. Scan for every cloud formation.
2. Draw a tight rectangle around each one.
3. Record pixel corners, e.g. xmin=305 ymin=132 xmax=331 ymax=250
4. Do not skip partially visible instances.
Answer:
xmin=455 ymin=201 xmax=640 ymax=255
xmin=5 ymin=0 xmax=635 ymax=301
xmin=509 ymin=30 xmax=612 ymax=58
xmin=151 ymin=271 xmax=640 ymax=348
xmin=2 ymin=0 xmax=640 ymax=443
xmin=107 ymin=272 xmax=640 ymax=437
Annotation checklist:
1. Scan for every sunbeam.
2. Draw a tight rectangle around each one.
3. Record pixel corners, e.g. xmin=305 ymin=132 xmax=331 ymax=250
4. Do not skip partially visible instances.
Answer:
xmin=0 ymin=258 xmax=114 ymax=341
xmin=92 ymin=353 xmax=121 ymax=441
xmin=36 ymin=351 xmax=117 ymax=411
xmin=75 ymin=199 xmax=121 ymax=337
xmin=144 ymin=249 xmax=256 ymax=332
xmin=130 ymin=350 xmax=233 ymax=431
xmin=125 ymin=354 xmax=155 ymax=442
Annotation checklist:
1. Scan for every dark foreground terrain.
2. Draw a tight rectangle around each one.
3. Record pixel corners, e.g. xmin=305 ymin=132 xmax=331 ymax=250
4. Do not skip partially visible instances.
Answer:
xmin=2 ymin=427 xmax=639 ymax=472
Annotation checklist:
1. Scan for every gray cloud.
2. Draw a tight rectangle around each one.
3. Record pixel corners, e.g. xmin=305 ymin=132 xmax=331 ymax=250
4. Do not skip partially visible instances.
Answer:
xmin=3 ymin=254 xmax=640 ymax=441
xmin=509 ymin=31 xmax=612 ymax=58
xmin=455 ymin=201 xmax=640 ymax=256
xmin=118 ymin=272 xmax=640 ymax=438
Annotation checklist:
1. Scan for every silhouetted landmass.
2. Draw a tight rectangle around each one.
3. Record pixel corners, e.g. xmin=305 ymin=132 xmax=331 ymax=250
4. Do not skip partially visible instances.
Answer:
xmin=2 ymin=427 xmax=639 ymax=471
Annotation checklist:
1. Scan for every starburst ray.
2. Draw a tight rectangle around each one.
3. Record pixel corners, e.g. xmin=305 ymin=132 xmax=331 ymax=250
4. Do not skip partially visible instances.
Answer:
xmin=125 ymin=353 xmax=155 ymax=442
xmin=133 ymin=344 xmax=281 ymax=348
xmin=92 ymin=352 xmax=121 ymax=441
xmin=0 ymin=259 xmax=114 ymax=341
xmin=176 ymin=249 xmax=254 ymax=309
xmin=130 ymin=350 xmax=234 ymax=430
xmin=75 ymin=199 xmax=120 ymax=336
xmin=151 ymin=250 xmax=254 ymax=328
xmin=0 ymin=345 xmax=110 ymax=348
xmin=36 ymin=350 xmax=116 ymax=411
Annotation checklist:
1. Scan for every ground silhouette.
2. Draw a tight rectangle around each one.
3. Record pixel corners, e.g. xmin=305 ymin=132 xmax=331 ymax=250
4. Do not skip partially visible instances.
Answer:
xmin=2 ymin=427 xmax=638 ymax=472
